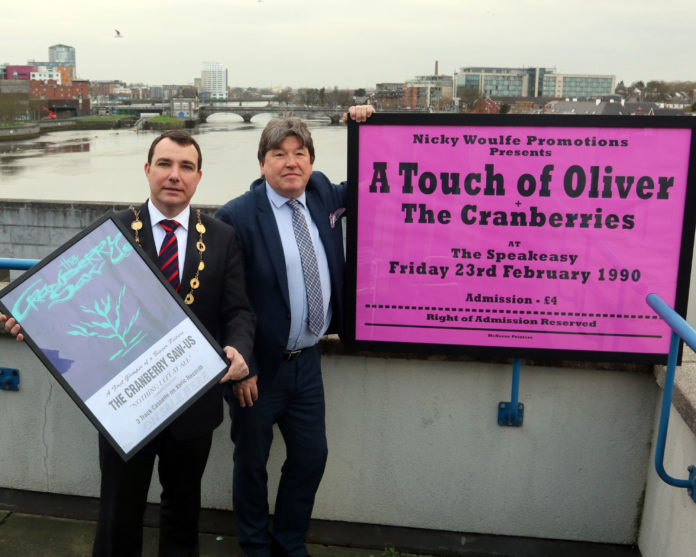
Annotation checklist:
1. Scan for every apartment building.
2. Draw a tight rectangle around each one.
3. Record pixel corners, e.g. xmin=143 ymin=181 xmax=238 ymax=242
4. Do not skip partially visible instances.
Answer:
xmin=454 ymin=66 xmax=615 ymax=99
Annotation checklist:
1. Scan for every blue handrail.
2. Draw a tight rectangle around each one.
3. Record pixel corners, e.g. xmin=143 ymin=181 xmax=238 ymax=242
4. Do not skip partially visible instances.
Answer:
xmin=0 ymin=258 xmax=39 ymax=271
xmin=498 ymin=358 xmax=524 ymax=427
xmin=1 ymin=259 xmax=38 ymax=381
xmin=645 ymin=293 xmax=696 ymax=502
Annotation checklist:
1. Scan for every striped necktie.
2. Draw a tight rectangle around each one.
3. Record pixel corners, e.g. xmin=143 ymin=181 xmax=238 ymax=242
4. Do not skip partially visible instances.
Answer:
xmin=287 ymin=199 xmax=324 ymax=336
xmin=158 ymin=219 xmax=181 ymax=291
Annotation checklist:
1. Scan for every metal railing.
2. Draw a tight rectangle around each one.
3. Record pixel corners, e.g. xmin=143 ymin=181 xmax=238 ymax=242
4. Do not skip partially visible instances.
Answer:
xmin=646 ymin=293 xmax=696 ymax=502
xmin=0 ymin=258 xmax=39 ymax=271
xmin=498 ymin=358 xmax=524 ymax=427
xmin=0 ymin=258 xmax=36 ymax=391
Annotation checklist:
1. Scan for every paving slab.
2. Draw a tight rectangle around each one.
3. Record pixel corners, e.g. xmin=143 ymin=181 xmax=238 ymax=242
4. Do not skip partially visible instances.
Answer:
xmin=0 ymin=512 xmax=424 ymax=557
xmin=0 ymin=513 xmax=96 ymax=557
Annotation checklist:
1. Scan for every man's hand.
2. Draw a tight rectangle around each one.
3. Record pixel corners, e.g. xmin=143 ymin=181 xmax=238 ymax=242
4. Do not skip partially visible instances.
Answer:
xmin=344 ymin=105 xmax=375 ymax=124
xmin=219 ymin=345 xmax=249 ymax=383
xmin=1 ymin=314 xmax=24 ymax=342
xmin=232 ymin=374 xmax=258 ymax=408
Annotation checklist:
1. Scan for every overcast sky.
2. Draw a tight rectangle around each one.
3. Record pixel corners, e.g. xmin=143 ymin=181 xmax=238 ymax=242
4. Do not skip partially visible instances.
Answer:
xmin=3 ymin=0 xmax=694 ymax=89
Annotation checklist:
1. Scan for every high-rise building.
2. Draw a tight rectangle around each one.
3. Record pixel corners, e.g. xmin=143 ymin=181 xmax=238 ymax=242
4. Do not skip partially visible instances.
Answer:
xmin=199 ymin=62 xmax=227 ymax=100
xmin=49 ymin=44 xmax=76 ymax=75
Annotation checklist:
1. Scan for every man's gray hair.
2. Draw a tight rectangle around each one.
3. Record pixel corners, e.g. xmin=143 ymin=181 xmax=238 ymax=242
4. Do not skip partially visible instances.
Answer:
xmin=257 ymin=117 xmax=315 ymax=163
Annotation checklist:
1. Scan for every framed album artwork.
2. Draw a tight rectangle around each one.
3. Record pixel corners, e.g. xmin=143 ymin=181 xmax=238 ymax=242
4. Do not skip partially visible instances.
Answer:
xmin=0 ymin=213 xmax=227 ymax=460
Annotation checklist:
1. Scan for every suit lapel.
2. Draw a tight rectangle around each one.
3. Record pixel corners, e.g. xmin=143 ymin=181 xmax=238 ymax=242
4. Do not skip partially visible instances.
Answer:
xmin=136 ymin=202 xmax=158 ymax=263
xmin=254 ymin=184 xmax=291 ymax=311
xmin=306 ymin=187 xmax=338 ymax=277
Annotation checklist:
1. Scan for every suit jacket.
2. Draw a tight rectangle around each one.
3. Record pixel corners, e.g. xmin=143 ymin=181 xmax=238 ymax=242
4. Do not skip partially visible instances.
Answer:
xmin=117 ymin=202 xmax=255 ymax=439
xmin=215 ymin=171 xmax=346 ymax=387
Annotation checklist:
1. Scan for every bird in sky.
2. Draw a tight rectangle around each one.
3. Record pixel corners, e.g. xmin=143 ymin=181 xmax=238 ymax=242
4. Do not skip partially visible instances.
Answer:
xmin=114 ymin=29 xmax=122 ymax=38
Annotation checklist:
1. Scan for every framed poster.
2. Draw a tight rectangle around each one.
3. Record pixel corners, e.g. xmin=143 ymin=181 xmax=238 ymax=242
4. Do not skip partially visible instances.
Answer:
xmin=346 ymin=114 xmax=696 ymax=364
xmin=0 ymin=213 xmax=227 ymax=460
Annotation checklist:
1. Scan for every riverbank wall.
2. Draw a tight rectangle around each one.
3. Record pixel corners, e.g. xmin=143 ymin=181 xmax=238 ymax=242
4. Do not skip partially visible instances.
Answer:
xmin=0 ymin=125 xmax=40 ymax=141
xmin=0 ymin=118 xmax=144 ymax=141
xmin=1 ymin=199 xmax=696 ymax=556
xmin=38 ymin=117 xmax=138 ymax=131
xmin=143 ymin=119 xmax=196 ymax=130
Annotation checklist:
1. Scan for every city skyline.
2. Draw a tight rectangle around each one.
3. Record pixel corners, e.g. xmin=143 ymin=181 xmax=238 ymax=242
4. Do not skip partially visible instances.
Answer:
xmin=3 ymin=0 xmax=695 ymax=89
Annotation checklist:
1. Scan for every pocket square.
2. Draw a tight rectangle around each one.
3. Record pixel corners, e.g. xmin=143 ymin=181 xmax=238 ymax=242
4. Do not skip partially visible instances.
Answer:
xmin=329 ymin=208 xmax=346 ymax=229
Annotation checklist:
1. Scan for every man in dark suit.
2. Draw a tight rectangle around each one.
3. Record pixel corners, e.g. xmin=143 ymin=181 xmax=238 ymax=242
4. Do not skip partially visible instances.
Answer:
xmin=94 ymin=130 xmax=255 ymax=556
xmin=215 ymin=106 xmax=373 ymax=557
xmin=2 ymin=130 xmax=256 ymax=556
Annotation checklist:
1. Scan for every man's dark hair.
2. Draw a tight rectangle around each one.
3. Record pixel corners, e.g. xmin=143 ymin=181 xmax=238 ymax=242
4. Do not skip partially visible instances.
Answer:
xmin=148 ymin=130 xmax=203 ymax=170
xmin=257 ymin=117 xmax=315 ymax=164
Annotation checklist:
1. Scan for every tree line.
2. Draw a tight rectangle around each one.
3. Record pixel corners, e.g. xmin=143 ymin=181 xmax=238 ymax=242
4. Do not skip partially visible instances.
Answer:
xmin=615 ymin=80 xmax=696 ymax=102
xmin=271 ymin=87 xmax=363 ymax=107
xmin=0 ymin=95 xmax=50 ymax=121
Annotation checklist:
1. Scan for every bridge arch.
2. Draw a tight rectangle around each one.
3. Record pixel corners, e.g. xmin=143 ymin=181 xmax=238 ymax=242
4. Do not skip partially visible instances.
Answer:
xmin=198 ymin=105 xmax=344 ymax=124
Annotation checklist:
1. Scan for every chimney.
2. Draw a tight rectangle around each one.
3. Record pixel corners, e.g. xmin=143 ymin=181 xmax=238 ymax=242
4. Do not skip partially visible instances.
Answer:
xmin=435 ymin=60 xmax=439 ymax=76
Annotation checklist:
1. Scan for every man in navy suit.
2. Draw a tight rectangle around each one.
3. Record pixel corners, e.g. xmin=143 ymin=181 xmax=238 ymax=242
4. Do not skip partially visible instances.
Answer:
xmin=215 ymin=106 xmax=373 ymax=557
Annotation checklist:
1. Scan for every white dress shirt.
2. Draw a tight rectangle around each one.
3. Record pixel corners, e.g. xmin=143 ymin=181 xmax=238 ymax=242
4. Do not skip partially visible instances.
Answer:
xmin=266 ymin=183 xmax=332 ymax=350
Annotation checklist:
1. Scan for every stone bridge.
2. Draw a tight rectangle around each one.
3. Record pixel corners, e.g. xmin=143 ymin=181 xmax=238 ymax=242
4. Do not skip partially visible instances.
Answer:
xmin=198 ymin=104 xmax=345 ymax=124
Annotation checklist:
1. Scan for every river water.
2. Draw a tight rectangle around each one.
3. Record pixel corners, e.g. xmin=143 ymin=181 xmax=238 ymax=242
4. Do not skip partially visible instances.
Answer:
xmin=0 ymin=113 xmax=349 ymax=206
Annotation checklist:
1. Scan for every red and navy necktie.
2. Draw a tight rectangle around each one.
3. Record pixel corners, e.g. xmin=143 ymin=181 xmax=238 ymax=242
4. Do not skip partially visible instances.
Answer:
xmin=158 ymin=219 xmax=181 ymax=291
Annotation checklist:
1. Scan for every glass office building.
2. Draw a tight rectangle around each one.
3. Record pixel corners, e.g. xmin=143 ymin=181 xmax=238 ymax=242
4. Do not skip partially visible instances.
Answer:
xmin=542 ymin=74 xmax=616 ymax=98
xmin=454 ymin=67 xmax=614 ymax=99
xmin=49 ymin=45 xmax=76 ymax=70
xmin=454 ymin=67 xmax=552 ymax=98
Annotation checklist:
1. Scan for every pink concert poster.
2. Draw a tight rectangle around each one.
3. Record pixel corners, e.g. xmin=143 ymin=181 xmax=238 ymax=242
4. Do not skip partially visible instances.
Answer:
xmin=346 ymin=114 xmax=696 ymax=363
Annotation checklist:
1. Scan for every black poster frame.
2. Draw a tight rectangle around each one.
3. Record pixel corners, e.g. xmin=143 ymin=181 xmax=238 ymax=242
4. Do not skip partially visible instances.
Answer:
xmin=345 ymin=113 xmax=696 ymax=365
xmin=0 ymin=212 xmax=227 ymax=460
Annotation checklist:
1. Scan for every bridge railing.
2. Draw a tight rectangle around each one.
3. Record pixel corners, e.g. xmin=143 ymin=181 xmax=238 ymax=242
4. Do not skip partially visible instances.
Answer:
xmin=646 ymin=293 xmax=696 ymax=502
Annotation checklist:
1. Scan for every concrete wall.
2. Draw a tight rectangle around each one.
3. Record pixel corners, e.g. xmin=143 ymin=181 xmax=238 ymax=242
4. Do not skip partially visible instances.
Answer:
xmin=639 ymin=403 xmax=696 ymax=557
xmin=0 ymin=200 xmax=215 ymax=281
xmin=317 ymin=354 xmax=655 ymax=543
xmin=638 ymin=350 xmax=696 ymax=557
xmin=0 ymin=201 xmax=128 ymax=262
xmin=0 ymin=126 xmax=40 ymax=141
